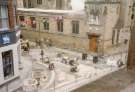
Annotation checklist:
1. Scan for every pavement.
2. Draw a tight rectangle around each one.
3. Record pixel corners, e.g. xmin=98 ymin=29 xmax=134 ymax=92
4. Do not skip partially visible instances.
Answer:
xmin=23 ymin=47 xmax=127 ymax=92
xmin=121 ymin=82 xmax=135 ymax=92
xmin=72 ymin=68 xmax=135 ymax=92
xmin=18 ymin=45 xmax=129 ymax=92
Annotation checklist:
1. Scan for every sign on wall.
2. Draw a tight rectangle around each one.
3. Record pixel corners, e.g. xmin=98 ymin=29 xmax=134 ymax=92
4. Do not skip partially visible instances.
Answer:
xmin=0 ymin=31 xmax=17 ymax=47
xmin=1 ymin=34 xmax=11 ymax=45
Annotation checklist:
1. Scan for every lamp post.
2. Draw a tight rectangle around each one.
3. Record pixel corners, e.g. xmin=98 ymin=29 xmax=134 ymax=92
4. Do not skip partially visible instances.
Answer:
xmin=40 ymin=49 xmax=44 ymax=63
xmin=53 ymin=64 xmax=56 ymax=92
xmin=36 ymin=16 xmax=46 ymax=49
xmin=37 ymin=17 xmax=47 ymax=64
xmin=38 ymin=17 xmax=42 ymax=48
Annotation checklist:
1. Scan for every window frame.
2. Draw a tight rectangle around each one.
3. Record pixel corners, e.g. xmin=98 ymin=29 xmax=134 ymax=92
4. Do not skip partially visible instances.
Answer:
xmin=57 ymin=19 xmax=63 ymax=32
xmin=43 ymin=19 xmax=49 ymax=31
xmin=72 ymin=20 xmax=79 ymax=34
xmin=2 ymin=50 xmax=14 ymax=79
xmin=56 ymin=0 xmax=63 ymax=9
xmin=0 ymin=5 xmax=9 ymax=31
xmin=30 ymin=17 xmax=36 ymax=28
xmin=37 ymin=0 xmax=42 ymax=5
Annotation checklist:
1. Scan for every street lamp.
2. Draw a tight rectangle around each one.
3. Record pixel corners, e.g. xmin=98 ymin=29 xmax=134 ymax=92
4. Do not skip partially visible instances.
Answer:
xmin=34 ymin=15 xmax=46 ymax=48
xmin=40 ymin=49 xmax=44 ymax=63
xmin=38 ymin=17 xmax=42 ymax=48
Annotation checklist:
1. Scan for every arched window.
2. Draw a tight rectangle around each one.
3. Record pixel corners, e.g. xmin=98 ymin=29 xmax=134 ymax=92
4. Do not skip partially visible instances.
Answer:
xmin=72 ymin=21 xmax=79 ymax=34
xmin=37 ymin=0 xmax=42 ymax=5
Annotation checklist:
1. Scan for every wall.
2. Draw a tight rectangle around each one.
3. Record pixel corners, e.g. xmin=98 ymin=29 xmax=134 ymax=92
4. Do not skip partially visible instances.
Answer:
xmin=103 ymin=4 xmax=120 ymax=48
xmin=0 ymin=41 xmax=22 ymax=92
xmin=22 ymin=30 xmax=89 ymax=52
xmin=17 ymin=0 xmax=24 ymax=8
xmin=17 ymin=11 xmax=90 ymax=52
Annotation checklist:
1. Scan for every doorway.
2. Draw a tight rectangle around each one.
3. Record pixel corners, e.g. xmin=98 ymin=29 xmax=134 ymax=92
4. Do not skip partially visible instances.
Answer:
xmin=89 ymin=34 xmax=99 ymax=53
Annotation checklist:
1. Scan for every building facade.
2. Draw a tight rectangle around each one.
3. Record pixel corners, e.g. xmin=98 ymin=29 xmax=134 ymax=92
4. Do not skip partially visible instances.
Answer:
xmin=17 ymin=0 xmax=72 ymax=10
xmin=17 ymin=0 xmax=130 ymax=55
xmin=17 ymin=8 xmax=90 ymax=52
xmin=85 ymin=0 xmax=130 ymax=55
xmin=0 ymin=0 xmax=21 ymax=92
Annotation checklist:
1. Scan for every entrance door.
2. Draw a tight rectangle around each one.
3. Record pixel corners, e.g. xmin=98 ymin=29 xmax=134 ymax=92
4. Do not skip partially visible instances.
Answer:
xmin=89 ymin=36 xmax=98 ymax=52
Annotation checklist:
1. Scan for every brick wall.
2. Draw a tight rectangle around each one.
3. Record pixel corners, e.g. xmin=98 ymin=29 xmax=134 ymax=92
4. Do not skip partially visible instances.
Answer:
xmin=8 ymin=0 xmax=15 ymax=30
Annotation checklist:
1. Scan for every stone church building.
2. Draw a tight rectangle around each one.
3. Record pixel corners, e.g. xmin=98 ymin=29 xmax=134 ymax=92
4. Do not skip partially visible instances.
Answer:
xmin=17 ymin=0 xmax=131 ymax=55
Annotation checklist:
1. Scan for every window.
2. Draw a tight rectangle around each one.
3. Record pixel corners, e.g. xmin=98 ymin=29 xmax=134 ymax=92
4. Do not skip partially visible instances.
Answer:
xmin=19 ymin=16 xmax=25 ymax=27
xmin=56 ymin=0 xmax=62 ymax=9
xmin=28 ymin=0 xmax=32 ymax=8
xmin=112 ymin=29 xmax=120 ymax=44
xmin=43 ymin=20 xmax=49 ymax=30
xmin=0 ymin=5 xmax=9 ymax=31
xmin=112 ymin=30 xmax=115 ymax=44
xmin=57 ymin=20 xmax=63 ymax=32
xmin=2 ymin=50 xmax=14 ymax=79
xmin=89 ymin=9 xmax=100 ymax=25
xmin=30 ymin=17 xmax=36 ymax=28
xmin=103 ymin=6 xmax=107 ymax=15
xmin=19 ymin=16 xmax=25 ymax=22
xmin=37 ymin=0 xmax=42 ymax=4
xmin=23 ymin=0 xmax=27 ymax=7
xmin=72 ymin=21 xmax=79 ymax=34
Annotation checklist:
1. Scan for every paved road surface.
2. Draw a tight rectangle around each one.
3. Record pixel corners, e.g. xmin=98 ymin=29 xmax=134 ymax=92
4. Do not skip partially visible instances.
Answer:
xmin=72 ymin=68 xmax=135 ymax=92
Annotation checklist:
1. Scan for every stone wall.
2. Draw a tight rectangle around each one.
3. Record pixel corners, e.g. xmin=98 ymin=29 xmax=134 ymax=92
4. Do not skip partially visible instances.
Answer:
xmin=103 ymin=3 xmax=120 ymax=48
xmin=17 ymin=6 xmax=129 ymax=54
xmin=22 ymin=30 xmax=89 ymax=52
xmin=17 ymin=10 xmax=90 ymax=52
